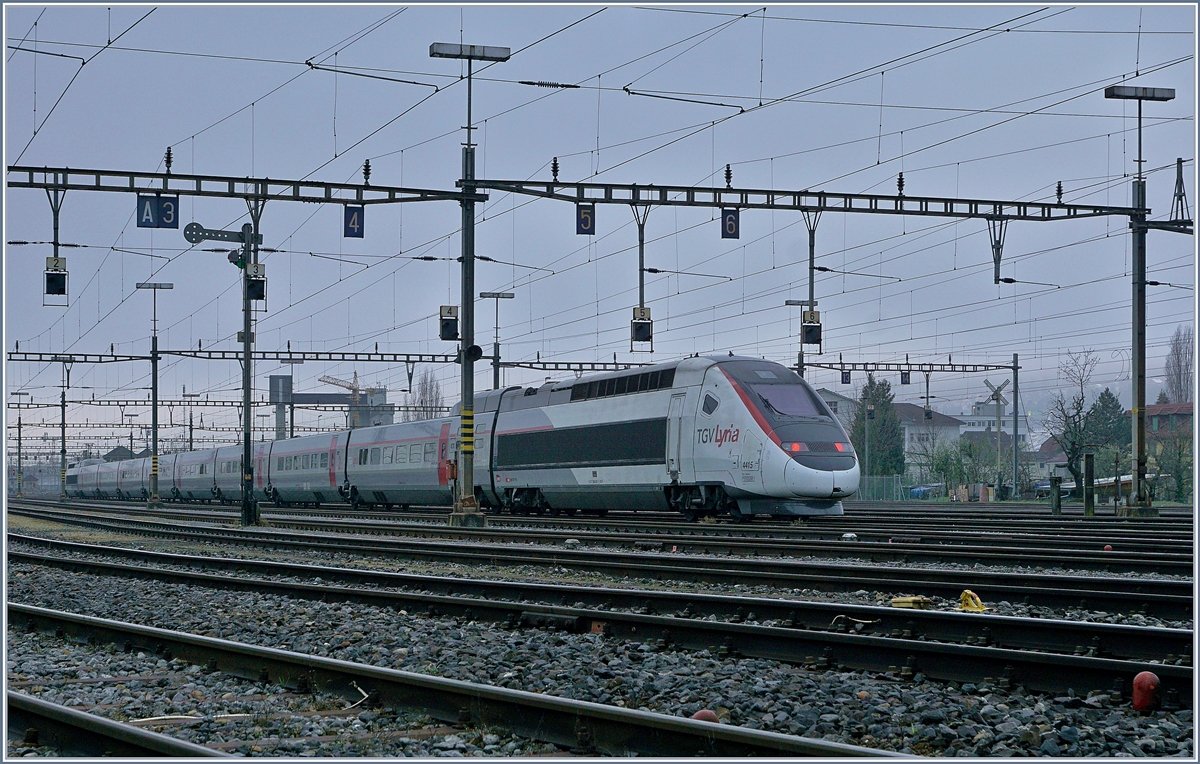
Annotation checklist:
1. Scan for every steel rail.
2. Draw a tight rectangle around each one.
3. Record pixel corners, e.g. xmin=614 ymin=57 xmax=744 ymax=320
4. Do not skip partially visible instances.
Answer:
xmin=9 ymin=557 xmax=1192 ymax=704
xmin=9 ymin=505 xmax=1191 ymax=619
xmin=12 ymin=500 xmax=1190 ymax=574
xmin=8 ymin=604 xmax=895 ymax=757
xmin=11 ymin=537 xmax=1193 ymax=666
xmin=6 ymin=690 xmax=232 ymax=757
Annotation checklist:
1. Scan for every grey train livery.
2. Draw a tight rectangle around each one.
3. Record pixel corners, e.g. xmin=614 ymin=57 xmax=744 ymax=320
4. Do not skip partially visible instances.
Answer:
xmin=66 ymin=355 xmax=859 ymax=519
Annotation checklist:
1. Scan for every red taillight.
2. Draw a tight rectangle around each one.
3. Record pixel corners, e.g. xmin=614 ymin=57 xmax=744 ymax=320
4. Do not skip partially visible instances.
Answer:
xmin=834 ymin=442 xmax=853 ymax=453
xmin=782 ymin=442 xmax=808 ymax=453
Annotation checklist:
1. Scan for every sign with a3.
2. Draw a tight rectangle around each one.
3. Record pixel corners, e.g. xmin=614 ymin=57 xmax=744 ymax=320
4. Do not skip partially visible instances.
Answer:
xmin=721 ymin=208 xmax=740 ymax=239
xmin=576 ymin=204 xmax=595 ymax=235
xmin=344 ymin=206 xmax=365 ymax=238
xmin=136 ymin=195 xmax=180 ymax=229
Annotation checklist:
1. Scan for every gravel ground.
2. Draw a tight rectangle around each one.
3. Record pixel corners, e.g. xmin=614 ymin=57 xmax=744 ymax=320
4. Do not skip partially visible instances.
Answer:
xmin=6 ymin=631 xmax=570 ymax=757
xmin=7 ymin=563 xmax=1194 ymax=756
xmin=8 ymin=519 xmax=1191 ymax=630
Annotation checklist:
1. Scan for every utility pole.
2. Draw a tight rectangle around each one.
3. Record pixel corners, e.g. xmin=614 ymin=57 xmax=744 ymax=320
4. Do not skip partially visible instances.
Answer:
xmin=1105 ymin=85 xmax=1180 ymax=517
xmin=1011 ymin=353 xmax=1020 ymax=500
xmin=59 ymin=362 xmax=70 ymax=498
xmin=136 ymin=282 xmax=171 ymax=507
xmin=16 ymin=413 xmax=22 ymax=497
xmin=431 ymin=41 xmax=510 ymax=527
xmin=864 ymin=403 xmax=874 ymax=500
xmin=480 ymin=291 xmax=514 ymax=390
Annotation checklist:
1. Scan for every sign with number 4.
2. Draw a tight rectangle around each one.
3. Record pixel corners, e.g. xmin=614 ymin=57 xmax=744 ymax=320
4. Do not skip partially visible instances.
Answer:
xmin=344 ymin=206 xmax=365 ymax=238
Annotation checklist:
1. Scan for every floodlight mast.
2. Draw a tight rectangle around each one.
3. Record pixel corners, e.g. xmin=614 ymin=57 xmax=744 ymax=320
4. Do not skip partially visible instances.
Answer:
xmin=135 ymin=281 xmax=173 ymax=507
xmin=430 ymin=42 xmax=510 ymax=526
xmin=480 ymin=291 xmax=515 ymax=389
xmin=1105 ymin=84 xmax=1176 ymax=515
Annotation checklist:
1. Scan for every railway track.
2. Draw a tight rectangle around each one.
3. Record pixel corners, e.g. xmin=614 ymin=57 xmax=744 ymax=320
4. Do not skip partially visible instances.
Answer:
xmin=7 ymin=603 xmax=893 ymax=757
xmin=9 ymin=500 xmax=1193 ymax=574
xmin=6 ymin=691 xmax=231 ymax=757
xmin=9 ymin=536 xmax=1193 ymax=704
xmin=9 ymin=505 xmax=1191 ymax=619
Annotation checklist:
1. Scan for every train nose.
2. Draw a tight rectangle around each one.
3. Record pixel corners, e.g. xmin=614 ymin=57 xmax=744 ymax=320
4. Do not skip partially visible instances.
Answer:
xmin=783 ymin=457 xmax=860 ymax=498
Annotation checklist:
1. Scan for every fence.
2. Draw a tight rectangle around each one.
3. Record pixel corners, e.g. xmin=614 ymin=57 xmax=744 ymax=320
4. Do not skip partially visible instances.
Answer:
xmin=855 ymin=475 xmax=904 ymax=502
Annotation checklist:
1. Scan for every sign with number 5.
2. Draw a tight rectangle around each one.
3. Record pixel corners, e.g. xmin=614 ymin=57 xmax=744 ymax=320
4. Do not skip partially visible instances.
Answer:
xmin=576 ymin=203 xmax=595 ymax=235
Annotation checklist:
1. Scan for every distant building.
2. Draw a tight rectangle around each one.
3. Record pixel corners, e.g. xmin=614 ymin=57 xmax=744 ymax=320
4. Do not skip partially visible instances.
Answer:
xmin=893 ymin=402 xmax=964 ymax=483
xmin=1146 ymin=402 xmax=1193 ymax=439
xmin=103 ymin=446 xmax=151 ymax=462
xmin=816 ymin=388 xmax=857 ymax=431
xmin=958 ymin=400 xmax=1031 ymax=447
xmin=1033 ymin=436 xmax=1068 ymax=479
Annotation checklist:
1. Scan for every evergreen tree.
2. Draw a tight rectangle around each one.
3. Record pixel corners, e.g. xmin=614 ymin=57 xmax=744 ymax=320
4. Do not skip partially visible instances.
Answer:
xmin=1156 ymin=389 xmax=1170 ymax=405
xmin=1088 ymin=387 xmax=1129 ymax=448
xmin=849 ymin=374 xmax=905 ymax=476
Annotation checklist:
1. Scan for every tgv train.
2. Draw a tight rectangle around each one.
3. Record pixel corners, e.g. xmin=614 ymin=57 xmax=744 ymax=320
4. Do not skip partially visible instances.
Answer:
xmin=66 ymin=355 xmax=859 ymax=519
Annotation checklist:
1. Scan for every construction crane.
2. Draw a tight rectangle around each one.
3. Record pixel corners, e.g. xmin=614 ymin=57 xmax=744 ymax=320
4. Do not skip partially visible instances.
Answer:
xmin=319 ymin=373 xmax=361 ymax=429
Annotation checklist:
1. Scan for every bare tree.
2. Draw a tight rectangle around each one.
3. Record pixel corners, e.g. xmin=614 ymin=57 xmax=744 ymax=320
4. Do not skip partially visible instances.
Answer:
xmin=403 ymin=368 xmax=444 ymax=422
xmin=1164 ymin=324 xmax=1194 ymax=404
xmin=1044 ymin=350 xmax=1099 ymax=498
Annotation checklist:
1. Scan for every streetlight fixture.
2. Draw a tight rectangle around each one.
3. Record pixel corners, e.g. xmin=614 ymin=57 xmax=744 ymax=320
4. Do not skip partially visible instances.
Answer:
xmin=136 ymin=281 xmax=172 ymax=506
xmin=430 ymin=41 xmax=511 ymax=527
xmin=1104 ymin=84 xmax=1175 ymax=514
xmin=480 ymin=291 xmax=515 ymax=390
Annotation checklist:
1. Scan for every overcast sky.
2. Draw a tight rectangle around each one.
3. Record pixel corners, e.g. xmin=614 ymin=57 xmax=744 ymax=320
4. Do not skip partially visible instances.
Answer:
xmin=4 ymin=3 xmax=1195 ymax=452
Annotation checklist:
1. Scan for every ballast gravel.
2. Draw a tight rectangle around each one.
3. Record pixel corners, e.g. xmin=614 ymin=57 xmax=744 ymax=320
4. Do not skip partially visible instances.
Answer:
xmin=7 ymin=563 xmax=1194 ymax=756
xmin=7 ymin=632 xmax=568 ymax=757
xmin=8 ymin=520 xmax=1191 ymax=630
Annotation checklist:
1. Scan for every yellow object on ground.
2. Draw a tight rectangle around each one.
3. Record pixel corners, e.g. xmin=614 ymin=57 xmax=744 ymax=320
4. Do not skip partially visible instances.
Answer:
xmin=890 ymin=596 xmax=933 ymax=609
xmin=957 ymin=589 xmax=988 ymax=612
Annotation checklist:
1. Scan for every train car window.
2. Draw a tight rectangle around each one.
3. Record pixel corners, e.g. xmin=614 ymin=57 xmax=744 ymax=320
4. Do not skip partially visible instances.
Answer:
xmin=277 ymin=457 xmax=284 ymax=471
xmin=370 ymin=448 xmax=381 ymax=465
xmin=615 ymin=376 xmax=628 ymax=395
xmin=383 ymin=446 xmax=393 ymax=464
xmin=395 ymin=447 xmax=407 ymax=464
xmin=648 ymin=370 xmax=661 ymax=389
xmin=424 ymin=443 xmax=436 ymax=463
xmin=571 ymin=384 xmax=588 ymax=401
xmin=660 ymin=368 xmax=676 ymax=387
xmin=754 ymin=369 xmax=779 ymax=379
xmin=702 ymin=393 xmax=720 ymax=416
xmin=201 ymin=464 xmax=207 ymax=474
xmin=320 ymin=453 xmax=329 ymax=469
xmin=285 ymin=456 xmax=291 ymax=470
xmin=410 ymin=444 xmax=422 ymax=463
xmin=358 ymin=449 xmax=369 ymax=466
xmin=587 ymin=381 xmax=599 ymax=398
xmin=301 ymin=454 xmax=309 ymax=470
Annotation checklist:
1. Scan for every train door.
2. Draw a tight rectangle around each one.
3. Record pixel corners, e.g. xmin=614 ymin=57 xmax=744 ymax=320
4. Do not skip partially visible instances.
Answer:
xmin=666 ymin=393 xmax=687 ymax=480
xmin=437 ymin=422 xmax=451 ymax=486
xmin=327 ymin=434 xmax=340 ymax=490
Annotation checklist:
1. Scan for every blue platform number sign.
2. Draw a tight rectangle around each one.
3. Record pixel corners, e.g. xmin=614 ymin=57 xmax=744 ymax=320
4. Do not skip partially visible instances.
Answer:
xmin=576 ymin=203 xmax=595 ymax=235
xmin=900 ymin=370 xmax=911 ymax=385
xmin=840 ymin=370 xmax=851 ymax=385
xmin=721 ymin=208 xmax=740 ymax=239
xmin=344 ymin=205 xmax=365 ymax=238
xmin=137 ymin=195 xmax=180 ymax=229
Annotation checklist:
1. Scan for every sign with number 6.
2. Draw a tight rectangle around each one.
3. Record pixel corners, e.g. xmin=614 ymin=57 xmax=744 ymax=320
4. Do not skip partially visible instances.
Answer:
xmin=721 ymin=208 xmax=739 ymax=239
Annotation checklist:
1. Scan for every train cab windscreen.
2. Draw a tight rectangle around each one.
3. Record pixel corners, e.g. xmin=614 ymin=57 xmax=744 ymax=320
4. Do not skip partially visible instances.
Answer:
xmin=719 ymin=360 xmax=855 ymax=470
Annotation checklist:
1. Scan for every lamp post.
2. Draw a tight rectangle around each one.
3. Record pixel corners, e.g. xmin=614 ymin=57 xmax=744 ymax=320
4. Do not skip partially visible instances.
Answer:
xmin=11 ymin=391 xmax=29 ymax=497
xmin=431 ymin=41 xmax=510 ymax=526
xmin=136 ymin=281 xmax=172 ymax=506
xmin=1104 ymin=85 xmax=1175 ymax=515
xmin=864 ymin=403 xmax=875 ymax=500
xmin=480 ymin=291 xmax=515 ymax=390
